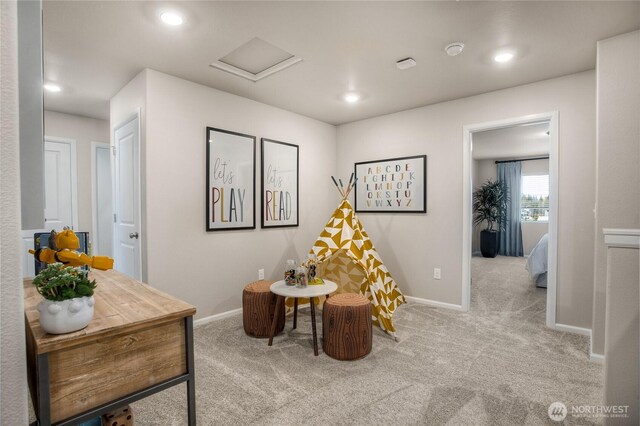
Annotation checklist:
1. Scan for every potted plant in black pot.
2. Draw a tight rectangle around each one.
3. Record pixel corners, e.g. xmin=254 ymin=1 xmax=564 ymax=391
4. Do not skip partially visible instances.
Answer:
xmin=472 ymin=180 xmax=509 ymax=258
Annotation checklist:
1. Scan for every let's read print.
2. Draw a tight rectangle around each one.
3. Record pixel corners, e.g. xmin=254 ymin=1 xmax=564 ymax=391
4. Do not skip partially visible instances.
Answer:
xmin=355 ymin=155 xmax=426 ymax=213
xmin=206 ymin=128 xmax=255 ymax=231
xmin=261 ymin=139 xmax=298 ymax=227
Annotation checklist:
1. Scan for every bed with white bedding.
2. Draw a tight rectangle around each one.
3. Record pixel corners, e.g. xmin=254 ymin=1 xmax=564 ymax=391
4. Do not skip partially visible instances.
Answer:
xmin=526 ymin=233 xmax=548 ymax=288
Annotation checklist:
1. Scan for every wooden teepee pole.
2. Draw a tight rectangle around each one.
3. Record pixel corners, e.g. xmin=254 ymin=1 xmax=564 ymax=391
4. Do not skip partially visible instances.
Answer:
xmin=344 ymin=176 xmax=357 ymax=199
xmin=331 ymin=176 xmax=344 ymax=197
xmin=332 ymin=175 xmax=358 ymax=200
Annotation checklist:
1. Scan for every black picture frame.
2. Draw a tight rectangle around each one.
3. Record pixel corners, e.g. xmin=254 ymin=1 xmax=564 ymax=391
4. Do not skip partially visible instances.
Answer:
xmin=260 ymin=138 xmax=299 ymax=228
xmin=354 ymin=155 xmax=427 ymax=213
xmin=205 ymin=127 xmax=256 ymax=231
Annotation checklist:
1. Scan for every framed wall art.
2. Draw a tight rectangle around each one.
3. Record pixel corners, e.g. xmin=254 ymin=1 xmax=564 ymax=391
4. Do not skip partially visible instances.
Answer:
xmin=261 ymin=138 xmax=299 ymax=228
xmin=206 ymin=127 xmax=256 ymax=231
xmin=354 ymin=155 xmax=427 ymax=213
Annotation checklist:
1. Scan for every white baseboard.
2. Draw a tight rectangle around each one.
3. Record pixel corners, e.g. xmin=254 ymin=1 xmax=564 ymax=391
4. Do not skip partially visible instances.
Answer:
xmin=404 ymin=295 xmax=465 ymax=311
xmin=194 ymin=307 xmax=242 ymax=327
xmin=541 ymin=323 xmax=604 ymax=362
xmin=193 ymin=302 xmax=313 ymax=328
xmin=554 ymin=323 xmax=591 ymax=336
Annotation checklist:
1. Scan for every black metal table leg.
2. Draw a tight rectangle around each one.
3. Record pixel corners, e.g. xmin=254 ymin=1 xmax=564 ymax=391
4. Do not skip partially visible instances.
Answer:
xmin=268 ymin=295 xmax=283 ymax=346
xmin=293 ymin=298 xmax=298 ymax=329
xmin=185 ymin=316 xmax=196 ymax=425
xmin=37 ymin=353 xmax=51 ymax=426
xmin=309 ymin=297 xmax=318 ymax=356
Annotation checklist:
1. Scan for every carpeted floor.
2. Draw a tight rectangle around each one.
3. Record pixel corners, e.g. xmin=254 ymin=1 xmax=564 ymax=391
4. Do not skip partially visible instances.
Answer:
xmin=125 ymin=255 xmax=602 ymax=425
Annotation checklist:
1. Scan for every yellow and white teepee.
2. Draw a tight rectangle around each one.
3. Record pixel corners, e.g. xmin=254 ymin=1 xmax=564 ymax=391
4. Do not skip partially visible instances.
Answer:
xmin=310 ymin=198 xmax=405 ymax=337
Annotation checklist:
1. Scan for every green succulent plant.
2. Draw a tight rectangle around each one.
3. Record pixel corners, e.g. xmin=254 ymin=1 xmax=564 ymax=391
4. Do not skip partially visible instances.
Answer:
xmin=472 ymin=180 xmax=509 ymax=232
xmin=32 ymin=264 xmax=97 ymax=301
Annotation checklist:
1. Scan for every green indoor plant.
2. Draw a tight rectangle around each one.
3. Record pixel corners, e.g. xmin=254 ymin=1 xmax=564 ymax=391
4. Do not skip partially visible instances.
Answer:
xmin=472 ymin=180 xmax=509 ymax=258
xmin=33 ymin=264 xmax=97 ymax=334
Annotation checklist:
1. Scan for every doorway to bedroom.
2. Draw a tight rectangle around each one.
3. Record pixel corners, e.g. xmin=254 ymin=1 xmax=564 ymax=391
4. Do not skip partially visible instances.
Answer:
xmin=462 ymin=112 xmax=558 ymax=329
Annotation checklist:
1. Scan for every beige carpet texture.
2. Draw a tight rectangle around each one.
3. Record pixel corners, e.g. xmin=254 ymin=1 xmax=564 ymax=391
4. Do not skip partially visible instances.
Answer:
xmin=29 ymin=256 xmax=603 ymax=424
xmin=127 ymin=256 xmax=603 ymax=425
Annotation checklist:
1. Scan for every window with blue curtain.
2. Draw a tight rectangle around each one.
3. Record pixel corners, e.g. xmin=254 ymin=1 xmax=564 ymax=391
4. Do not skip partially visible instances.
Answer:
xmin=497 ymin=162 xmax=524 ymax=256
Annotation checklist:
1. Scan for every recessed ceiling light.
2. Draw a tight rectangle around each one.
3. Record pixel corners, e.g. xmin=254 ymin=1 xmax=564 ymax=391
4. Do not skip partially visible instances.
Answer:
xmin=344 ymin=93 xmax=360 ymax=103
xmin=43 ymin=83 xmax=61 ymax=93
xmin=160 ymin=11 xmax=183 ymax=26
xmin=494 ymin=52 xmax=514 ymax=63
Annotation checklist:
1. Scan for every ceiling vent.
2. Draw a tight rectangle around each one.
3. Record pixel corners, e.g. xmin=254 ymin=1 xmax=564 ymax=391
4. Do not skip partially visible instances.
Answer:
xmin=210 ymin=37 xmax=302 ymax=82
xmin=396 ymin=57 xmax=417 ymax=70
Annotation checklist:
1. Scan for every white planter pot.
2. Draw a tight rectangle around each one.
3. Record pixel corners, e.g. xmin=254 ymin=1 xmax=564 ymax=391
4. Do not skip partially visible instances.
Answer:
xmin=37 ymin=296 xmax=95 ymax=334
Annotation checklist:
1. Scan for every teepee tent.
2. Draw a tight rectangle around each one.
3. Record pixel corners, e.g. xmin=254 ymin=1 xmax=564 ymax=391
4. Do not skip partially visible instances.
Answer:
xmin=309 ymin=194 xmax=406 ymax=338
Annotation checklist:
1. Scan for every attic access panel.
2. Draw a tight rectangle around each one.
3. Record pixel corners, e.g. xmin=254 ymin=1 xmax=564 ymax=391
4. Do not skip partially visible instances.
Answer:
xmin=210 ymin=37 xmax=302 ymax=82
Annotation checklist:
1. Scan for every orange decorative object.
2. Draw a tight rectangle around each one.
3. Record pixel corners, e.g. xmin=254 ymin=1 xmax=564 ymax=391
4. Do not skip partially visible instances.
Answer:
xmin=28 ymin=228 xmax=114 ymax=271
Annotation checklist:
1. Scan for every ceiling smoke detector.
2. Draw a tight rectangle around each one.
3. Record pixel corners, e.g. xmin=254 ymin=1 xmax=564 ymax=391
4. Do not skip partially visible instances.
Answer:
xmin=396 ymin=57 xmax=417 ymax=70
xmin=445 ymin=42 xmax=465 ymax=57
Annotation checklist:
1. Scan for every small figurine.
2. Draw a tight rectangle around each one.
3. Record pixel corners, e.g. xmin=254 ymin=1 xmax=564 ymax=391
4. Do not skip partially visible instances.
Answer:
xmin=303 ymin=253 xmax=323 ymax=285
xmin=308 ymin=264 xmax=316 ymax=280
xmin=295 ymin=265 xmax=308 ymax=288
xmin=284 ymin=259 xmax=297 ymax=286
xmin=29 ymin=228 xmax=114 ymax=271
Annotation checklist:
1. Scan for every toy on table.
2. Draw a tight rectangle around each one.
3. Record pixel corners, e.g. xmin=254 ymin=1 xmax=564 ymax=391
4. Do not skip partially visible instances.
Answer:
xmin=295 ymin=265 xmax=308 ymax=288
xmin=303 ymin=253 xmax=324 ymax=285
xmin=28 ymin=228 xmax=114 ymax=271
xmin=284 ymin=259 xmax=297 ymax=286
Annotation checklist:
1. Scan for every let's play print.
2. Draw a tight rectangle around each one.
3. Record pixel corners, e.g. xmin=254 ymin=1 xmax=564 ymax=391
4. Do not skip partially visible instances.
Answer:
xmin=206 ymin=127 xmax=255 ymax=231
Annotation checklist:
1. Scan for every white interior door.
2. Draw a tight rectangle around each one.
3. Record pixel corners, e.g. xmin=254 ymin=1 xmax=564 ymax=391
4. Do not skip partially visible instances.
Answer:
xmin=44 ymin=139 xmax=76 ymax=230
xmin=22 ymin=137 xmax=78 ymax=277
xmin=92 ymin=142 xmax=113 ymax=257
xmin=113 ymin=116 xmax=141 ymax=280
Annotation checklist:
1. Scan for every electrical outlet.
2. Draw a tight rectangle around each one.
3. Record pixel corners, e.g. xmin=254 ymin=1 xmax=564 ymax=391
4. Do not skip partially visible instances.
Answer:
xmin=258 ymin=269 xmax=265 ymax=280
xmin=434 ymin=268 xmax=441 ymax=280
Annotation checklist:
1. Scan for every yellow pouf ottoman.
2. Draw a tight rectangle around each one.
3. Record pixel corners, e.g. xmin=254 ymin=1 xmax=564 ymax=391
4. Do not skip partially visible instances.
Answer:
xmin=323 ymin=293 xmax=372 ymax=360
xmin=243 ymin=280 xmax=285 ymax=338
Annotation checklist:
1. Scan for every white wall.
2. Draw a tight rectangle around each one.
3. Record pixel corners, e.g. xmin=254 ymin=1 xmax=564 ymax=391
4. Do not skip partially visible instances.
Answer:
xmin=592 ymin=30 xmax=640 ymax=356
xmin=0 ymin=0 xmax=28 ymax=423
xmin=110 ymin=70 xmax=148 ymax=280
xmin=472 ymin=158 xmax=549 ymax=255
xmin=337 ymin=71 xmax=596 ymax=328
xmin=44 ymin=110 xmax=109 ymax=234
xmin=112 ymin=69 xmax=337 ymax=319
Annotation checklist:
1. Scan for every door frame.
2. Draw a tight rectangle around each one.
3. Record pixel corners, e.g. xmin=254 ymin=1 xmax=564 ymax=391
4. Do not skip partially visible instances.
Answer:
xmin=112 ymin=111 xmax=143 ymax=281
xmin=462 ymin=111 xmax=559 ymax=329
xmin=43 ymin=135 xmax=79 ymax=230
xmin=91 ymin=141 xmax=111 ymax=256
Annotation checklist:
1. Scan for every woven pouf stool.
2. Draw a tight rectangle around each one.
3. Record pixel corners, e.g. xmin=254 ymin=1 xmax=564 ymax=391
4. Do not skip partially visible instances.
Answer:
xmin=323 ymin=293 xmax=372 ymax=360
xmin=243 ymin=280 xmax=285 ymax=338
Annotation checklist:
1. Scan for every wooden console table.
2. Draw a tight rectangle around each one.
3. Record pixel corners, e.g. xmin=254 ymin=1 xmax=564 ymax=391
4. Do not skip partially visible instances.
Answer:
xmin=24 ymin=270 xmax=197 ymax=425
